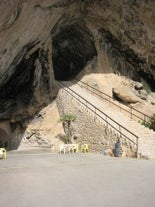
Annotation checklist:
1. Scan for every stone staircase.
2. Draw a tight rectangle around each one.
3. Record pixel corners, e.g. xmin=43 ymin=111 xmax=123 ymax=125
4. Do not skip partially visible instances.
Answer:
xmin=75 ymin=79 xmax=152 ymax=124
xmin=59 ymin=81 xmax=155 ymax=159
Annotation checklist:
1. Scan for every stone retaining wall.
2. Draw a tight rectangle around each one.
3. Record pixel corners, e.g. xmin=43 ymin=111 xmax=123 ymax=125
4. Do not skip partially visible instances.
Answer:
xmin=56 ymin=88 xmax=136 ymax=157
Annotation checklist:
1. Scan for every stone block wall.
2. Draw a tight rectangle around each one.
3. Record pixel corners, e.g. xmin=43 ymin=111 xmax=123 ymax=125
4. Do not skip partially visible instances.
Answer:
xmin=56 ymin=88 xmax=137 ymax=157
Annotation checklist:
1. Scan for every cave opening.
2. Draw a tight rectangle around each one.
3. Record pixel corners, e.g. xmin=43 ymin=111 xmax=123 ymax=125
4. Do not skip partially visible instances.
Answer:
xmin=138 ymin=71 xmax=155 ymax=92
xmin=52 ymin=25 xmax=97 ymax=81
xmin=0 ymin=128 xmax=9 ymax=149
xmin=0 ymin=50 xmax=38 ymax=103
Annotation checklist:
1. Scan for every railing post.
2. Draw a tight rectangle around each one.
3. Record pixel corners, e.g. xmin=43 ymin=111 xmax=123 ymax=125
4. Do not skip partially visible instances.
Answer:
xmin=100 ymin=91 xmax=102 ymax=99
xmin=144 ymin=114 xmax=146 ymax=124
xmin=136 ymin=137 xmax=139 ymax=159
xmin=105 ymin=115 xmax=108 ymax=127
xmin=119 ymin=125 xmax=121 ymax=137
xmin=94 ymin=107 xmax=96 ymax=121
xmin=130 ymin=106 xmax=133 ymax=119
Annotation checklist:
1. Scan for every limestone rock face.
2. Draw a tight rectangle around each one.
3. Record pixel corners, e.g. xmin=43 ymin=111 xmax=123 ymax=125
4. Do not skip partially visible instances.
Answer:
xmin=113 ymin=86 xmax=141 ymax=103
xmin=0 ymin=0 xmax=155 ymax=129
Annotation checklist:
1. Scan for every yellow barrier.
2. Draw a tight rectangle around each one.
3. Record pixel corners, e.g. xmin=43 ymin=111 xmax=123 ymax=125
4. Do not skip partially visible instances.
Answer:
xmin=0 ymin=148 xmax=6 ymax=159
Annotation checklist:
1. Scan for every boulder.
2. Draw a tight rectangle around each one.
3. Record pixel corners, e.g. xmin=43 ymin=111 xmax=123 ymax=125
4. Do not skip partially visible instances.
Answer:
xmin=138 ymin=90 xmax=148 ymax=100
xmin=112 ymin=86 xmax=141 ymax=103
xmin=148 ymin=93 xmax=155 ymax=105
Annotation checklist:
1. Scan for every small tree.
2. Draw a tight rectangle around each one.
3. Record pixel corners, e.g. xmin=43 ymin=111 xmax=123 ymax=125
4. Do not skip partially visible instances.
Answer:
xmin=60 ymin=114 xmax=76 ymax=143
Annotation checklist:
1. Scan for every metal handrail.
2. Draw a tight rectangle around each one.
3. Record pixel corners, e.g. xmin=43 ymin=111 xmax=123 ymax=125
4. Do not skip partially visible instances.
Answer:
xmin=74 ymin=79 xmax=151 ymax=124
xmin=57 ymin=81 xmax=139 ymax=157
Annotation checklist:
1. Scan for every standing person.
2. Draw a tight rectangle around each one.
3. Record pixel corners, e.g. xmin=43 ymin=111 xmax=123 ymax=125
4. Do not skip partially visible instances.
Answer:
xmin=115 ymin=139 xmax=120 ymax=157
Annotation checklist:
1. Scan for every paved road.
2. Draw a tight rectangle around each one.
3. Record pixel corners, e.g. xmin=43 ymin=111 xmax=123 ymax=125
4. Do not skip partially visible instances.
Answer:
xmin=0 ymin=150 xmax=155 ymax=207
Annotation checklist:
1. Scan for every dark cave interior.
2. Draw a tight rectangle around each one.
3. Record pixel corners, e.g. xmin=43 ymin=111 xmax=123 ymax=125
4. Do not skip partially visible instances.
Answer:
xmin=0 ymin=51 xmax=38 ymax=103
xmin=52 ymin=25 xmax=97 ymax=80
xmin=138 ymin=71 xmax=155 ymax=92
xmin=0 ymin=24 xmax=154 ymax=106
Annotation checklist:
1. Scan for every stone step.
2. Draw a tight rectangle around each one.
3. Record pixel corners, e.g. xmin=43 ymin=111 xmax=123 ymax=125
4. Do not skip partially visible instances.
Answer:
xmin=61 ymin=81 xmax=155 ymax=159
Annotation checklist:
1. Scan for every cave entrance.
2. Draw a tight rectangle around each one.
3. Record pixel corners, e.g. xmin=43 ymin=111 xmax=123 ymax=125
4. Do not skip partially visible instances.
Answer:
xmin=52 ymin=25 xmax=97 ymax=81
xmin=0 ymin=50 xmax=38 ymax=102
xmin=138 ymin=71 xmax=155 ymax=92
xmin=0 ymin=128 xmax=9 ymax=149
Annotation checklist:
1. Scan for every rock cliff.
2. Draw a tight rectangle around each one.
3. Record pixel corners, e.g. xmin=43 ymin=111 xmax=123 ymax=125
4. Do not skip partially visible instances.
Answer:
xmin=0 ymin=0 xmax=155 ymax=144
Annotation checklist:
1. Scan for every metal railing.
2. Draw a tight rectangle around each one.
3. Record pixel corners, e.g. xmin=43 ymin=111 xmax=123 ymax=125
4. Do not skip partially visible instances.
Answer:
xmin=57 ymin=81 xmax=139 ymax=157
xmin=74 ymin=79 xmax=151 ymax=124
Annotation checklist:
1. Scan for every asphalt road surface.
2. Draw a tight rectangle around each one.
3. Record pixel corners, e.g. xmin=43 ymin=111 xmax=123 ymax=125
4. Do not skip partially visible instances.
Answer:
xmin=0 ymin=150 xmax=155 ymax=207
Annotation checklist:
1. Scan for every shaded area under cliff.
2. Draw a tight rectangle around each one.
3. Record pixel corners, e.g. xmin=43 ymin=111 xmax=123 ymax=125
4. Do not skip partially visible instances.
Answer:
xmin=52 ymin=25 xmax=97 ymax=80
xmin=0 ymin=51 xmax=38 ymax=103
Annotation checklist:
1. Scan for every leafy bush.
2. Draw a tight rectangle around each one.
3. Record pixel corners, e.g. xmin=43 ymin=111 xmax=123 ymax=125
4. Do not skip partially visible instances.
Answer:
xmin=61 ymin=134 xmax=70 ymax=144
xmin=141 ymin=113 xmax=155 ymax=131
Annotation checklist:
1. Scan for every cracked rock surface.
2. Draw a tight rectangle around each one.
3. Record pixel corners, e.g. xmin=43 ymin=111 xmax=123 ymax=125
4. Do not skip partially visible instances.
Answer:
xmin=0 ymin=0 xmax=155 ymax=149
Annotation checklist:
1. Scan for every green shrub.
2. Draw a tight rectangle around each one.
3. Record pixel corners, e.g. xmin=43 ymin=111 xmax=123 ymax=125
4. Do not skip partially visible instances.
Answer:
xmin=141 ymin=78 xmax=151 ymax=94
xmin=149 ymin=114 xmax=155 ymax=131
xmin=141 ymin=113 xmax=155 ymax=131
xmin=62 ymin=134 xmax=70 ymax=144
